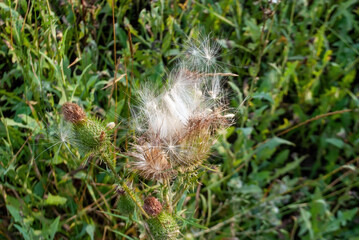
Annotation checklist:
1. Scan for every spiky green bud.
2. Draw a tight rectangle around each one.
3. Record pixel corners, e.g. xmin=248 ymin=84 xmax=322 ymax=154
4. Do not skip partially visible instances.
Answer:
xmin=62 ymin=103 xmax=109 ymax=154
xmin=146 ymin=211 xmax=179 ymax=240
xmin=116 ymin=189 xmax=137 ymax=215
xmin=72 ymin=118 xmax=109 ymax=154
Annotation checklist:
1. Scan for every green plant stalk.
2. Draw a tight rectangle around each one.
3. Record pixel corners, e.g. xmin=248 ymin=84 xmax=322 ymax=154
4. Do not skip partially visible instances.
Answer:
xmin=163 ymin=179 xmax=172 ymax=212
xmin=102 ymin=155 xmax=150 ymax=219
xmin=0 ymin=109 xmax=13 ymax=156
xmin=121 ymin=183 xmax=149 ymax=219
xmin=172 ymin=183 xmax=188 ymax=206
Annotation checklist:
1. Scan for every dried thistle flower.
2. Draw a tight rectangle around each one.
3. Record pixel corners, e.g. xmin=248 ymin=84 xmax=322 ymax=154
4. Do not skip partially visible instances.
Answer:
xmin=128 ymin=36 xmax=234 ymax=179
xmin=130 ymin=144 xmax=176 ymax=181
xmin=62 ymin=102 xmax=86 ymax=124
xmin=143 ymin=196 xmax=163 ymax=217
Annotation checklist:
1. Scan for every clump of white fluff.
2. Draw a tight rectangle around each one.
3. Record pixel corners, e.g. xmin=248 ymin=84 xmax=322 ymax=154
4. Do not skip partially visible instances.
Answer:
xmin=128 ymin=36 xmax=234 ymax=181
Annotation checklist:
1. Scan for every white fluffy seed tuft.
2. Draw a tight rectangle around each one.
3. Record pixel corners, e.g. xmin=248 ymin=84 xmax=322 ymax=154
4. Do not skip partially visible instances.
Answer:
xmin=128 ymin=35 xmax=234 ymax=180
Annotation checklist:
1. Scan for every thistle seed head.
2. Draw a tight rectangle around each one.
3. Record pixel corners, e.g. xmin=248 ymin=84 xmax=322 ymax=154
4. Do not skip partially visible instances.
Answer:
xmin=62 ymin=102 xmax=86 ymax=124
xmin=130 ymin=144 xmax=176 ymax=181
xmin=143 ymin=196 xmax=163 ymax=217
xmin=181 ymin=34 xmax=220 ymax=72
xmin=129 ymin=36 xmax=234 ymax=173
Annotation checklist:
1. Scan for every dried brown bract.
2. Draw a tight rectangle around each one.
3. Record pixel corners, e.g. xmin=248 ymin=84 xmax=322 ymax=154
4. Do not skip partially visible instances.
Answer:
xmin=130 ymin=145 xmax=176 ymax=181
xmin=62 ymin=102 xmax=86 ymax=124
xmin=143 ymin=196 xmax=163 ymax=217
xmin=128 ymin=36 xmax=234 ymax=180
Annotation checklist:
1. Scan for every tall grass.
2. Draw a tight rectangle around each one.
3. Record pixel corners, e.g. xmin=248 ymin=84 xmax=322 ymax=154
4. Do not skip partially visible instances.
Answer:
xmin=0 ymin=0 xmax=358 ymax=239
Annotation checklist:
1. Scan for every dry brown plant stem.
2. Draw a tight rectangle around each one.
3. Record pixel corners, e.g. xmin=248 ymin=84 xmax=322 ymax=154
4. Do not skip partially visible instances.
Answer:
xmin=277 ymin=109 xmax=352 ymax=136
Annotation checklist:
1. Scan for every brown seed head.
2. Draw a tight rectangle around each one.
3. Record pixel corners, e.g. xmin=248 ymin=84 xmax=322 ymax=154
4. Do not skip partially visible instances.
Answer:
xmin=130 ymin=145 xmax=176 ymax=181
xmin=170 ymin=111 xmax=228 ymax=168
xmin=185 ymin=109 xmax=229 ymax=135
xmin=143 ymin=196 xmax=162 ymax=217
xmin=62 ymin=102 xmax=86 ymax=124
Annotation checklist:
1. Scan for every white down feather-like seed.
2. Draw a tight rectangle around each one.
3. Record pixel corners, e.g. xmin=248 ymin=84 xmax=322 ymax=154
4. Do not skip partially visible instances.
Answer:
xmin=137 ymin=68 xmax=219 ymax=141
xmin=128 ymin=36 xmax=234 ymax=180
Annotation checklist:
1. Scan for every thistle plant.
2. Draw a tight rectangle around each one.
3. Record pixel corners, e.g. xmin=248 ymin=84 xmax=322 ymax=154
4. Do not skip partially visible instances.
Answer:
xmin=61 ymin=102 xmax=116 ymax=168
xmin=60 ymin=36 xmax=234 ymax=239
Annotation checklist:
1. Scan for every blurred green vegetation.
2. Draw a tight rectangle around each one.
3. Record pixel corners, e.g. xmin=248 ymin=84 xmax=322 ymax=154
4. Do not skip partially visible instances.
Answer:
xmin=1 ymin=0 xmax=359 ymax=239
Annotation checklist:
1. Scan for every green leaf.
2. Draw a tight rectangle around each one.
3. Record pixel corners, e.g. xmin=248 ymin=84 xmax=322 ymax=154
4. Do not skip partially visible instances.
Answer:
xmin=299 ymin=208 xmax=314 ymax=239
xmin=18 ymin=114 xmax=40 ymax=130
xmin=2 ymin=118 xmax=29 ymax=129
xmin=338 ymin=208 xmax=358 ymax=225
xmin=176 ymin=215 xmax=207 ymax=229
xmin=252 ymin=92 xmax=274 ymax=104
xmin=239 ymin=127 xmax=253 ymax=137
xmin=99 ymin=211 xmax=140 ymax=224
xmin=6 ymin=205 xmax=22 ymax=223
xmin=326 ymin=138 xmax=345 ymax=148
xmin=257 ymin=137 xmax=295 ymax=150
xmin=45 ymin=194 xmax=67 ymax=206
xmin=85 ymin=224 xmax=95 ymax=240
xmin=109 ymin=229 xmax=135 ymax=240
xmin=256 ymin=137 xmax=295 ymax=160
xmin=272 ymin=156 xmax=305 ymax=180
xmin=239 ymin=184 xmax=262 ymax=194
xmin=14 ymin=224 xmax=31 ymax=240
xmin=49 ymin=216 xmax=60 ymax=240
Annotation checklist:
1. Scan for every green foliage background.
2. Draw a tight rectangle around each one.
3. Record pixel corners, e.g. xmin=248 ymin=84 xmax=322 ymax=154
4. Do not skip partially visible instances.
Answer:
xmin=1 ymin=0 xmax=359 ymax=239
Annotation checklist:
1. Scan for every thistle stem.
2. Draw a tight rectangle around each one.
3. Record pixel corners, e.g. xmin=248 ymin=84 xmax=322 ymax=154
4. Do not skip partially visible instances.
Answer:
xmin=163 ymin=179 xmax=172 ymax=212
xmin=172 ymin=183 xmax=188 ymax=206
xmin=104 ymin=156 xmax=117 ymax=178
xmin=121 ymin=183 xmax=150 ymax=219
xmin=102 ymin=153 xmax=150 ymax=219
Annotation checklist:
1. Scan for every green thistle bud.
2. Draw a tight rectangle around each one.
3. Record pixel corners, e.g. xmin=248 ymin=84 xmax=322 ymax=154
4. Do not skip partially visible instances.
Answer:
xmin=116 ymin=188 xmax=136 ymax=215
xmin=62 ymin=103 xmax=109 ymax=153
xmin=146 ymin=211 xmax=180 ymax=240
xmin=73 ymin=118 xmax=108 ymax=153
